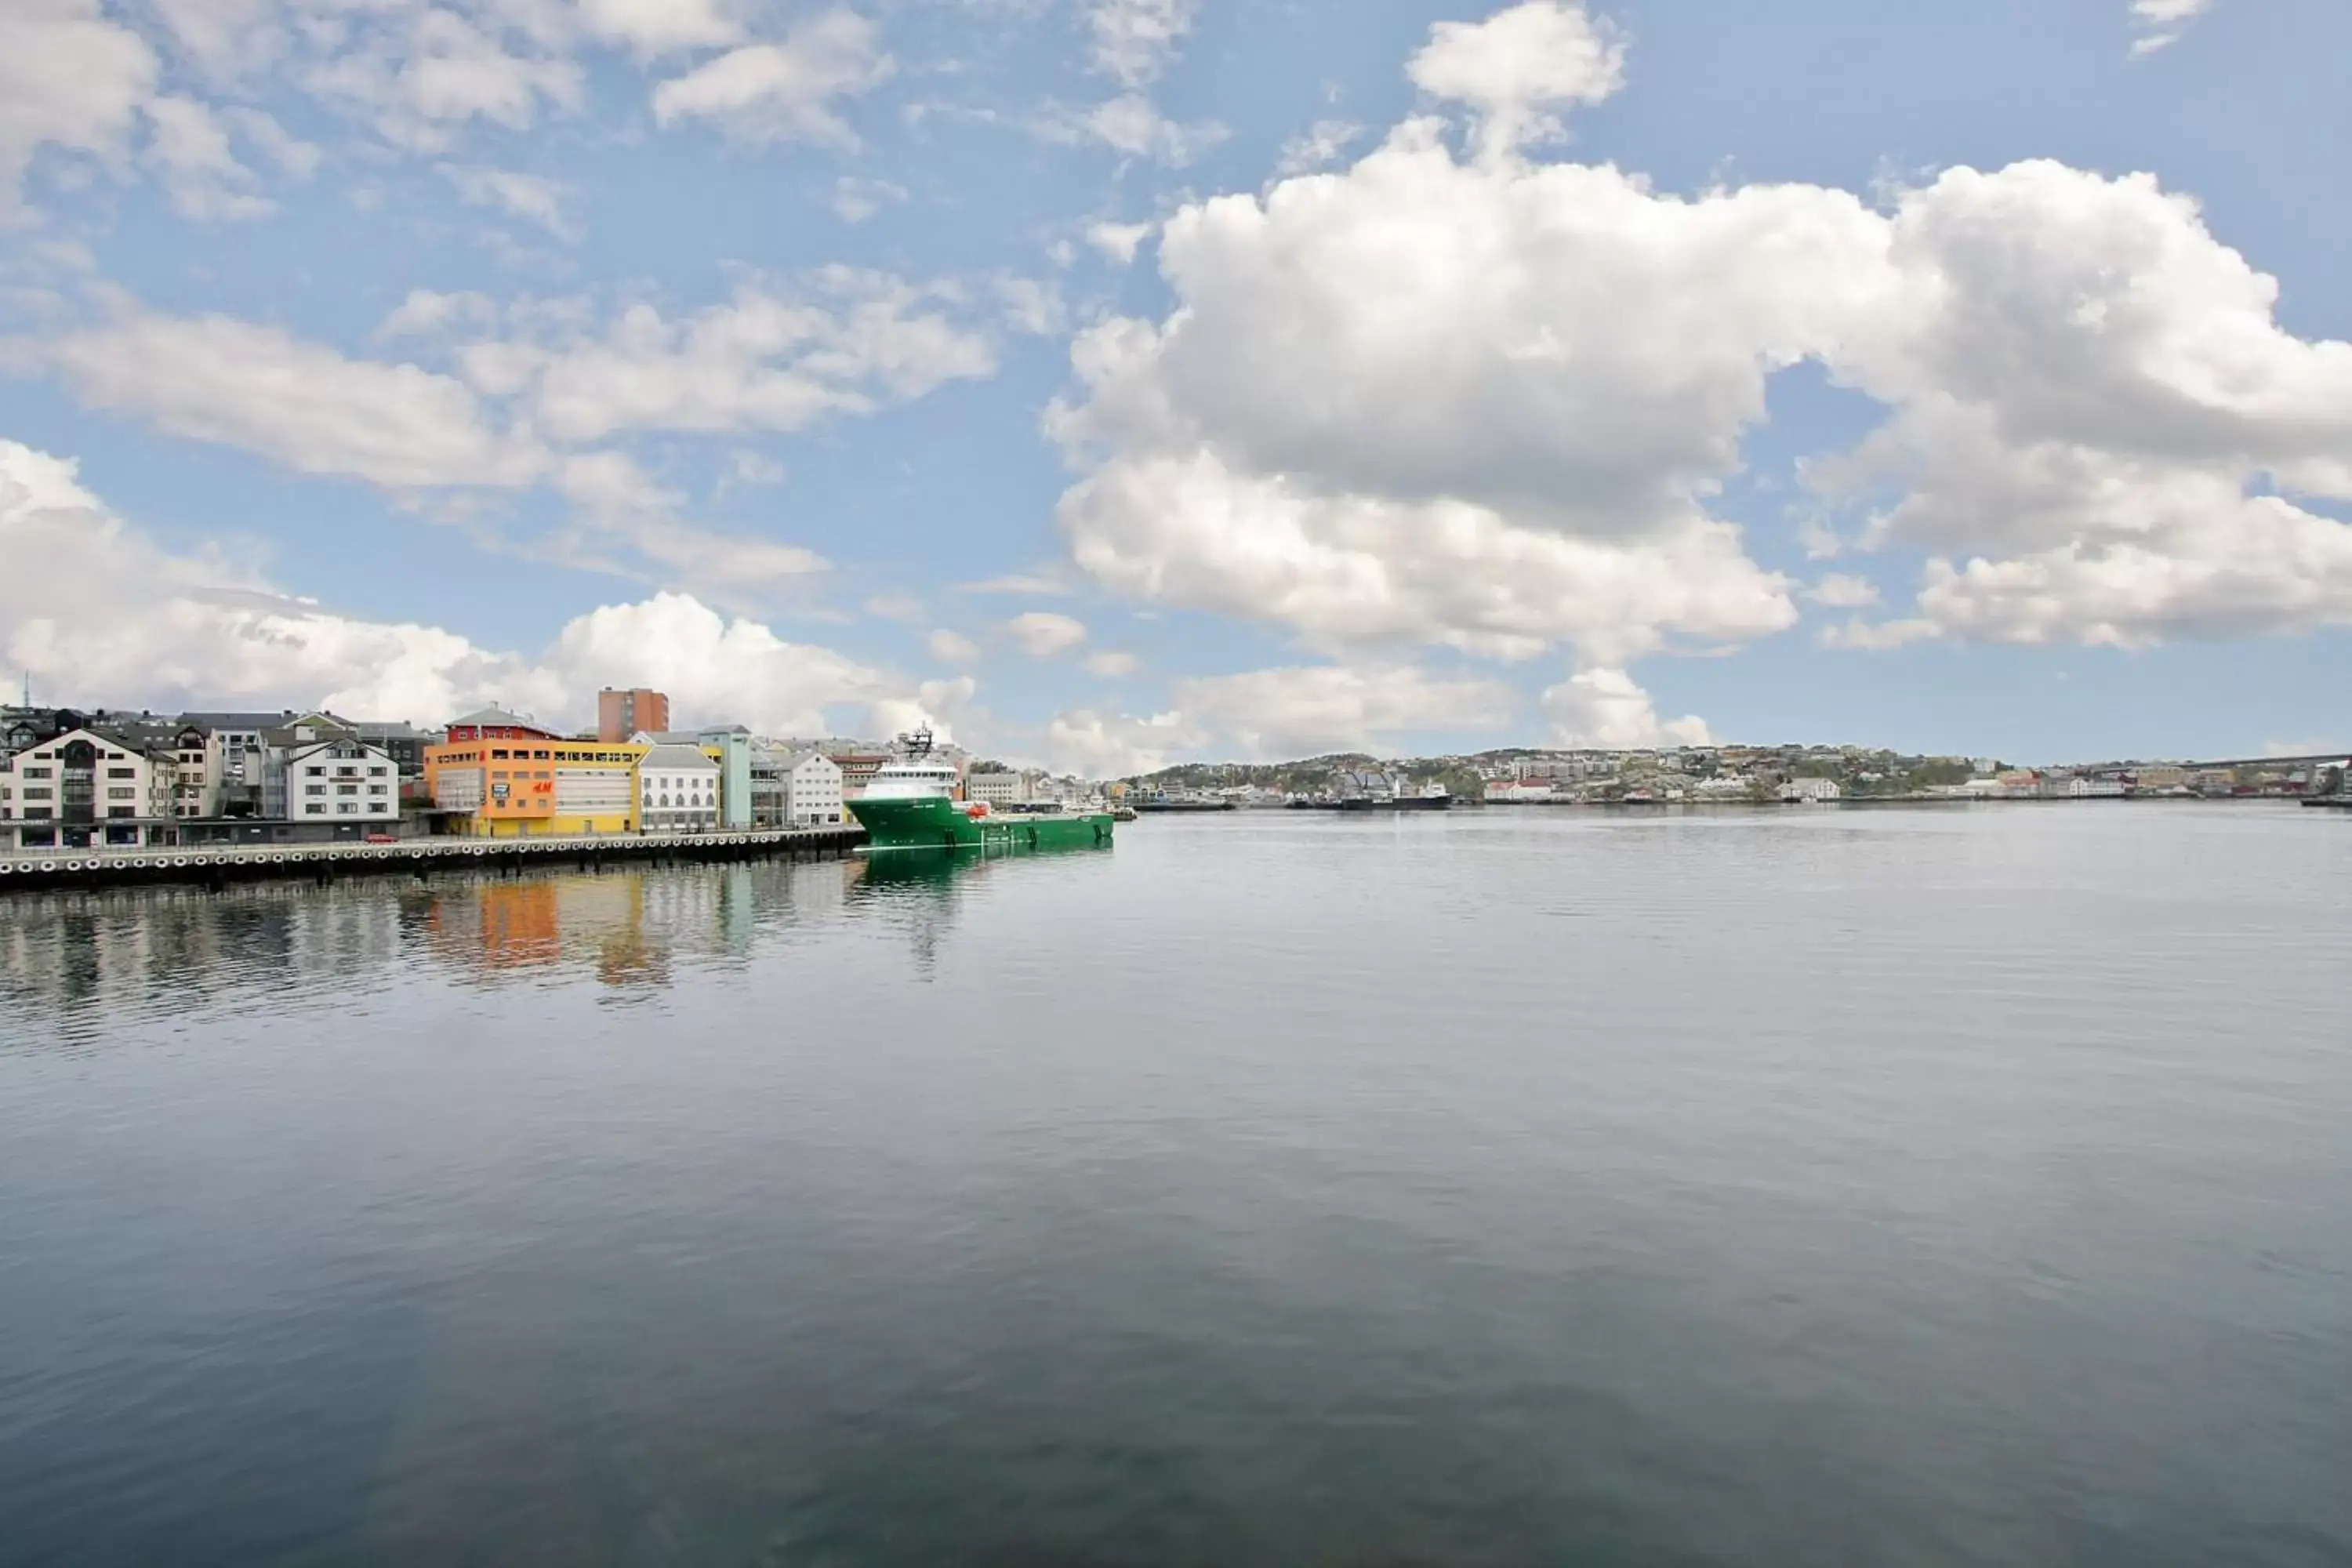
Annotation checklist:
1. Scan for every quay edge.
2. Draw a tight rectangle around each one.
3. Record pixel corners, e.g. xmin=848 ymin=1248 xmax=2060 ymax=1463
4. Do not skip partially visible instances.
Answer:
xmin=0 ymin=826 xmax=867 ymax=895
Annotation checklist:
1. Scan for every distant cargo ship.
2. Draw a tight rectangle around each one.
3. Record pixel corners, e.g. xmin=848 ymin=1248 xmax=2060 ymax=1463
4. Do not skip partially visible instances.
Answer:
xmin=1134 ymin=793 xmax=1236 ymax=813
xmin=851 ymin=731 xmax=1114 ymax=852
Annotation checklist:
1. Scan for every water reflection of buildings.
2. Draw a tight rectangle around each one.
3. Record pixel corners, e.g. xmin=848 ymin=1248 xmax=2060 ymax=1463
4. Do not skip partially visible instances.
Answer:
xmin=0 ymin=849 xmax=1099 ymax=1039
xmin=0 ymin=882 xmax=408 ymax=1040
xmin=420 ymin=865 xmax=822 ymax=991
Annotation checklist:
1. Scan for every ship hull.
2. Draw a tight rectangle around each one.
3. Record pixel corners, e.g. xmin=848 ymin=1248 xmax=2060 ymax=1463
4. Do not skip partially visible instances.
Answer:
xmin=851 ymin=796 xmax=1115 ymax=853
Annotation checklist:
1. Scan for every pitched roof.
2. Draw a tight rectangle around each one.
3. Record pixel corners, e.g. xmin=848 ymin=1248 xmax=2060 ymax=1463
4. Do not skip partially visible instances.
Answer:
xmin=640 ymin=742 xmax=720 ymax=770
xmin=177 ymin=711 xmax=296 ymax=730
xmin=445 ymin=710 xmax=550 ymax=738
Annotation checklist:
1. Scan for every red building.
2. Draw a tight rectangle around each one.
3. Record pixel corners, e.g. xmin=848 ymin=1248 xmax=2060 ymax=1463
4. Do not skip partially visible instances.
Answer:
xmin=597 ymin=688 xmax=670 ymax=743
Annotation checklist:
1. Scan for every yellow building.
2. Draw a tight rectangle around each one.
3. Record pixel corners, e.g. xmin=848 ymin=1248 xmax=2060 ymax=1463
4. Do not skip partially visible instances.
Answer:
xmin=424 ymin=707 xmax=648 ymax=837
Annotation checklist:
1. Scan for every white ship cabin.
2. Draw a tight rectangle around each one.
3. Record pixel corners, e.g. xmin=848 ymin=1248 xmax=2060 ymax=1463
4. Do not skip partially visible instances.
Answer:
xmin=863 ymin=730 xmax=962 ymax=801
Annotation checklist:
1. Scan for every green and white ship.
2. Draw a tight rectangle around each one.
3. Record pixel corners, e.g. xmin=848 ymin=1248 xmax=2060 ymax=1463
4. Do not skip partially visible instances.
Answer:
xmin=849 ymin=729 xmax=1115 ymax=854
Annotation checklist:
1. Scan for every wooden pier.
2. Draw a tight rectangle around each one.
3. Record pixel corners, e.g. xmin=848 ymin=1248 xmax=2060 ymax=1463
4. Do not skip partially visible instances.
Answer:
xmin=0 ymin=826 xmax=867 ymax=894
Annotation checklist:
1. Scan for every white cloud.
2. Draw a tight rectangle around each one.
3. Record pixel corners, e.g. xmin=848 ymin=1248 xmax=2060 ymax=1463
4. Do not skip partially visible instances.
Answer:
xmin=1047 ymin=112 xmax=1855 ymax=663
xmin=1083 ymin=649 xmax=1139 ymax=677
xmin=1085 ymin=220 xmax=1154 ymax=263
xmin=1541 ymin=666 xmax=1710 ymax=748
xmin=1005 ymin=611 xmax=1088 ymax=657
xmin=958 ymin=571 xmax=1074 ymax=595
xmin=1275 ymin=119 xmax=1363 ymax=177
xmin=1037 ymin=94 xmax=1226 ymax=166
xmin=1817 ymin=161 xmax=2352 ymax=648
xmin=830 ymin=175 xmax=906 ymax=223
xmin=1805 ymin=572 xmax=1881 ymax=609
xmin=0 ymin=0 xmax=158 ymax=217
xmin=578 ymin=0 xmax=747 ymax=59
xmin=0 ymin=437 xmax=895 ymax=731
xmin=728 ymin=449 xmax=785 ymax=485
xmin=927 ymin=628 xmax=981 ymax=663
xmin=300 ymin=5 xmax=584 ymax=153
xmin=2130 ymin=0 xmax=2216 ymax=56
xmin=140 ymin=95 xmax=274 ymax=220
xmin=869 ymin=675 xmax=977 ymax=747
xmin=472 ymin=270 xmax=997 ymax=444
xmin=1173 ymin=662 xmax=1516 ymax=758
xmin=441 ymin=164 xmax=579 ymax=240
xmin=651 ymin=9 xmax=892 ymax=148
xmin=47 ymin=297 xmax=548 ymax=489
xmin=1407 ymin=0 xmax=1627 ymax=160
xmin=375 ymin=288 xmax=498 ymax=340
xmin=993 ymin=274 xmax=1068 ymax=336
xmin=220 ymin=106 xmax=320 ymax=180
xmin=1085 ymin=0 xmax=1197 ymax=87
xmin=1050 ymin=19 xmax=2352 ymax=677
xmin=1042 ymin=708 xmax=1200 ymax=776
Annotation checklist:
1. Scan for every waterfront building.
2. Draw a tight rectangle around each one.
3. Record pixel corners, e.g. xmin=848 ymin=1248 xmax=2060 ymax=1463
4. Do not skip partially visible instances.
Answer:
xmin=426 ymin=708 xmax=646 ymax=837
xmin=698 ymin=726 xmax=755 ymax=829
xmin=779 ymin=749 xmax=844 ymax=826
xmin=597 ymin=688 xmax=670 ymax=744
xmin=1782 ymin=778 xmax=1843 ymax=803
xmin=638 ymin=742 xmax=720 ymax=833
xmin=258 ymin=716 xmax=400 ymax=829
xmin=1485 ymin=779 xmax=1555 ymax=804
xmin=178 ymin=710 xmax=296 ymax=817
xmin=169 ymin=722 xmax=208 ymax=818
xmin=0 ymin=725 xmax=181 ymax=851
xmin=967 ymin=770 xmax=1028 ymax=808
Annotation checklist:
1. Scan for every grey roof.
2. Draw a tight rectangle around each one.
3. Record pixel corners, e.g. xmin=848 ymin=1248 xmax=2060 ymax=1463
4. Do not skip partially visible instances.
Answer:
xmin=640 ymin=742 xmax=720 ymax=770
xmin=448 ymin=706 xmax=544 ymax=730
xmin=176 ymin=711 xmax=296 ymax=731
xmin=641 ymin=730 xmax=707 ymax=746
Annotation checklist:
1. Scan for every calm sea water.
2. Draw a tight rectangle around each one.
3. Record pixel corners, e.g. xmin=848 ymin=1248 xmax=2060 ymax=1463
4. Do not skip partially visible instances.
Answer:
xmin=2 ymin=806 xmax=2349 ymax=1566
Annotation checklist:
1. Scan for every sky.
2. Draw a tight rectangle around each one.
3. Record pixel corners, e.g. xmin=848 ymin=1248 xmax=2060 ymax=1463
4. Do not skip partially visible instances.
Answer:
xmin=1 ymin=0 xmax=2347 ymax=772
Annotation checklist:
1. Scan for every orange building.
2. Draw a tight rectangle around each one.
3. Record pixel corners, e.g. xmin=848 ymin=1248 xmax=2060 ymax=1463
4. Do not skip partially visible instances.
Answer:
xmin=426 ymin=707 xmax=647 ymax=837
xmin=597 ymin=688 xmax=670 ymax=744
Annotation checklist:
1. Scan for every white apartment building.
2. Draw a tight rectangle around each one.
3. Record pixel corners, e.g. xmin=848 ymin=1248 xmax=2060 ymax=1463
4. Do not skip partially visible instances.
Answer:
xmin=966 ymin=771 xmax=1027 ymax=807
xmin=640 ymin=743 xmax=720 ymax=832
xmin=780 ymin=748 xmax=844 ymax=825
xmin=0 ymin=728 xmax=180 ymax=851
xmin=274 ymin=737 xmax=401 ymax=827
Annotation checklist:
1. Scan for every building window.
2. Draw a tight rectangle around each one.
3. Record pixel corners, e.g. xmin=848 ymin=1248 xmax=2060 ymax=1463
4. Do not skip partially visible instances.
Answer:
xmin=25 ymin=808 xmax=52 ymax=820
xmin=306 ymin=785 xmax=325 ymax=796
xmin=337 ymin=803 xmax=357 ymax=814
xmin=107 ymin=786 xmax=136 ymax=800
xmin=492 ymin=750 xmax=510 ymax=760
xmin=368 ymin=784 xmax=388 ymax=795
xmin=107 ymin=767 xmax=136 ymax=779
xmin=23 ymin=767 xmax=50 ymax=779
xmin=368 ymin=766 xmax=387 ymax=777
xmin=533 ymin=750 xmax=551 ymax=760
xmin=108 ymin=807 xmax=136 ymax=818
xmin=22 ymin=787 xmax=51 ymax=800
xmin=306 ymin=804 xmax=325 ymax=815
xmin=337 ymin=785 xmax=358 ymax=796
xmin=307 ymin=766 xmax=325 ymax=775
